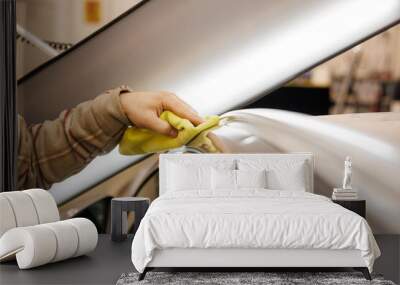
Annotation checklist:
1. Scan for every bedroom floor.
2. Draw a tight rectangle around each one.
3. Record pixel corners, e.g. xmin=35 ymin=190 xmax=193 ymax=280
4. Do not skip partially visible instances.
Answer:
xmin=0 ymin=235 xmax=398 ymax=284
xmin=374 ymin=235 xmax=400 ymax=284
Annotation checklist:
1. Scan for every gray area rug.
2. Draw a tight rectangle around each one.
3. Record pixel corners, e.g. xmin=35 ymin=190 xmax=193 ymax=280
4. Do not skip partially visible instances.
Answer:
xmin=116 ymin=272 xmax=395 ymax=285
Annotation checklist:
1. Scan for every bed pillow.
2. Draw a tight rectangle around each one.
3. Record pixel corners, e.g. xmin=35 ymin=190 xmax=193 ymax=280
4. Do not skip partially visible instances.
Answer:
xmin=266 ymin=163 xmax=306 ymax=191
xmin=211 ymin=169 xmax=268 ymax=190
xmin=167 ymin=162 xmax=212 ymax=191
xmin=236 ymin=169 xmax=267 ymax=189
xmin=238 ymin=159 xmax=308 ymax=191
xmin=211 ymin=168 xmax=237 ymax=190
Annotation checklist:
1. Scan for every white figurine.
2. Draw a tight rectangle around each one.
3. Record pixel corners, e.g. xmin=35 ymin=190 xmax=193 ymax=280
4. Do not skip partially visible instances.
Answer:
xmin=342 ymin=156 xmax=352 ymax=190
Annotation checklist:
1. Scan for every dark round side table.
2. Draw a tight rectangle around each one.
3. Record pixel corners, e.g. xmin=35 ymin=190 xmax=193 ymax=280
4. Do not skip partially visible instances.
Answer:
xmin=111 ymin=197 xmax=150 ymax=242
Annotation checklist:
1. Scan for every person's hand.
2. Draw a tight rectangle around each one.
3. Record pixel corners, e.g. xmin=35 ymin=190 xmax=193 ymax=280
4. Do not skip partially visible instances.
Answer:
xmin=120 ymin=91 xmax=204 ymax=137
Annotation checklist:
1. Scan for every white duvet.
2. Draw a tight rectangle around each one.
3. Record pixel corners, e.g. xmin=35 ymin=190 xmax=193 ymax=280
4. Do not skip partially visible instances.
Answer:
xmin=131 ymin=190 xmax=380 ymax=273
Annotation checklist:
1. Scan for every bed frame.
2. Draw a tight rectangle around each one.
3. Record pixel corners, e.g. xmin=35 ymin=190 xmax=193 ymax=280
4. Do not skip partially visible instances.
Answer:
xmin=139 ymin=153 xmax=371 ymax=280
xmin=140 ymin=248 xmax=370 ymax=280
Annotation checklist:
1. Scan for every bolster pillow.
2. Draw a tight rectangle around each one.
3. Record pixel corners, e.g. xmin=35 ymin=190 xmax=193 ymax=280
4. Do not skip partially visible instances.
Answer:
xmin=0 ymin=218 xmax=98 ymax=269
xmin=0 ymin=189 xmax=59 ymax=237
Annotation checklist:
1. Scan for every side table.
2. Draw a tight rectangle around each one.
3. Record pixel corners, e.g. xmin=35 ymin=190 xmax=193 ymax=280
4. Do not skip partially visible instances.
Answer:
xmin=332 ymin=199 xmax=366 ymax=218
xmin=111 ymin=197 xmax=150 ymax=241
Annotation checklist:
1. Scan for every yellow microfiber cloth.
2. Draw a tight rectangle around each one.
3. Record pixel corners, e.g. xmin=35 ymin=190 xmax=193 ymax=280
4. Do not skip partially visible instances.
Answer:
xmin=119 ymin=111 xmax=220 ymax=155
xmin=187 ymin=125 xmax=221 ymax=153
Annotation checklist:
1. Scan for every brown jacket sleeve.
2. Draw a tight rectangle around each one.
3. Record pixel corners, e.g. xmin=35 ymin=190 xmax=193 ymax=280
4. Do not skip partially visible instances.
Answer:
xmin=17 ymin=86 xmax=132 ymax=190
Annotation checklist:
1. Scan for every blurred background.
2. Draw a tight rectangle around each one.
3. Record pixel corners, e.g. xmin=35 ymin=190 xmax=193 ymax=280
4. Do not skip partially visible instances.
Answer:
xmin=15 ymin=0 xmax=400 ymax=235
xmin=13 ymin=2 xmax=400 ymax=281
xmin=16 ymin=0 xmax=400 ymax=115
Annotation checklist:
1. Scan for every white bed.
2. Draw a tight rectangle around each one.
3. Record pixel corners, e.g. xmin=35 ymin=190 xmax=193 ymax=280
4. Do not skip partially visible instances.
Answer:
xmin=131 ymin=154 xmax=380 ymax=280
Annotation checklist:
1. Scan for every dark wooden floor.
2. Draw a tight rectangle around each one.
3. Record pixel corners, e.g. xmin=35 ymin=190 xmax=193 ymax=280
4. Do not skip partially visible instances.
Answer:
xmin=0 ymin=234 xmax=398 ymax=284
xmin=0 ymin=235 xmax=135 ymax=285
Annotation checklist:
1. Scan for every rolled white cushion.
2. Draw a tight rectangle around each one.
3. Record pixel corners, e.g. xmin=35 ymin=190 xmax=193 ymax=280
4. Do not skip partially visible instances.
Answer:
xmin=0 ymin=196 xmax=17 ymax=237
xmin=24 ymin=189 xmax=59 ymax=224
xmin=0 ymin=189 xmax=59 ymax=239
xmin=0 ymin=218 xmax=98 ymax=269
xmin=66 ymin=218 xmax=98 ymax=257
xmin=0 ymin=192 xmax=39 ymax=227
xmin=0 ymin=226 xmax=57 ymax=269
xmin=42 ymin=221 xmax=79 ymax=262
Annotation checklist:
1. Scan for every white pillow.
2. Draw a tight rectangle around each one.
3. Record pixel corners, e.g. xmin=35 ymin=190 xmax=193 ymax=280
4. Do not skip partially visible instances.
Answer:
xmin=212 ymin=169 xmax=267 ymax=190
xmin=238 ymin=159 xmax=308 ymax=191
xmin=266 ymin=163 xmax=306 ymax=191
xmin=212 ymin=168 xmax=236 ymax=190
xmin=167 ymin=162 xmax=211 ymax=191
xmin=236 ymin=169 xmax=267 ymax=189
xmin=0 ymin=218 xmax=97 ymax=269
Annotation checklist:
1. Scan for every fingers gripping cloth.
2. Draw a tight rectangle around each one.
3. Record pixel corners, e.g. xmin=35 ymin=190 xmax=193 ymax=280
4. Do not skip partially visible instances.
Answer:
xmin=0 ymin=189 xmax=98 ymax=269
xmin=119 ymin=111 xmax=220 ymax=155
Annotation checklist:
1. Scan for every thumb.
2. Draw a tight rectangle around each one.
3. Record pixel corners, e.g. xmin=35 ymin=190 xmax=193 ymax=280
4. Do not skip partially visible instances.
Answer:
xmin=147 ymin=117 xmax=178 ymax=137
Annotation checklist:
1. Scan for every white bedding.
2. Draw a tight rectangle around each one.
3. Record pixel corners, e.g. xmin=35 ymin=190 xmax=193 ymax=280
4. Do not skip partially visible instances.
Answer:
xmin=131 ymin=190 xmax=380 ymax=273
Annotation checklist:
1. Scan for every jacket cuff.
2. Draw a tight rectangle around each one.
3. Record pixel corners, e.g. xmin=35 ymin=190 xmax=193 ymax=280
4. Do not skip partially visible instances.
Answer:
xmin=91 ymin=86 xmax=132 ymax=137
xmin=112 ymin=85 xmax=132 ymax=125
